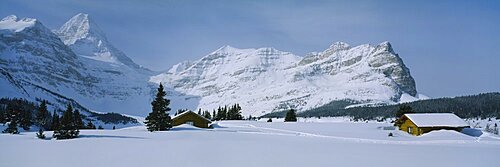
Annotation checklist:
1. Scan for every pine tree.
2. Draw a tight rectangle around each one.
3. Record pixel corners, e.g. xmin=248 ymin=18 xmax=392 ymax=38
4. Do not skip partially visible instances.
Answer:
xmin=2 ymin=108 xmax=20 ymax=134
xmin=285 ymin=109 xmax=297 ymax=122
xmin=35 ymin=100 xmax=50 ymax=130
xmin=212 ymin=110 xmax=216 ymax=121
xmin=198 ymin=108 xmax=202 ymax=115
xmin=203 ymin=111 xmax=212 ymax=120
xmin=0 ymin=109 xmax=5 ymax=124
xmin=98 ymin=125 xmax=103 ymax=130
xmin=53 ymin=104 xmax=79 ymax=139
xmin=36 ymin=128 xmax=45 ymax=139
xmin=19 ymin=109 xmax=32 ymax=130
xmin=73 ymin=110 xmax=84 ymax=129
xmin=267 ymin=118 xmax=272 ymax=122
xmin=86 ymin=120 xmax=96 ymax=129
xmin=2 ymin=117 xmax=19 ymax=134
xmin=228 ymin=103 xmax=243 ymax=120
xmin=51 ymin=111 xmax=60 ymax=131
xmin=144 ymin=83 xmax=172 ymax=132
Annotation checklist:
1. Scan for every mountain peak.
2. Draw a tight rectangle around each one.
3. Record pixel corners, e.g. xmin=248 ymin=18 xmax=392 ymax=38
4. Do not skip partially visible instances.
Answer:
xmin=375 ymin=41 xmax=395 ymax=54
xmin=0 ymin=15 xmax=39 ymax=32
xmin=56 ymin=13 xmax=106 ymax=45
xmin=327 ymin=42 xmax=351 ymax=52
xmin=214 ymin=45 xmax=240 ymax=53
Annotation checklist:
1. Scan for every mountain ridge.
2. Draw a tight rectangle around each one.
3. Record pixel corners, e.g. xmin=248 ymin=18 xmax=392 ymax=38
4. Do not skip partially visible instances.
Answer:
xmin=2 ymin=13 xmax=423 ymax=118
xmin=152 ymin=40 xmax=422 ymax=116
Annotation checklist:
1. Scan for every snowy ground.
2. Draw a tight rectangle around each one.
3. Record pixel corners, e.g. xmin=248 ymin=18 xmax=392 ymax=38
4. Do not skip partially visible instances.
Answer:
xmin=1 ymin=121 xmax=499 ymax=167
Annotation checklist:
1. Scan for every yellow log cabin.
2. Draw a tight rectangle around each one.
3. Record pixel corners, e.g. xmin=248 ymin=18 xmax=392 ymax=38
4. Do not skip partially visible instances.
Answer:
xmin=172 ymin=111 xmax=212 ymax=128
xmin=397 ymin=113 xmax=469 ymax=136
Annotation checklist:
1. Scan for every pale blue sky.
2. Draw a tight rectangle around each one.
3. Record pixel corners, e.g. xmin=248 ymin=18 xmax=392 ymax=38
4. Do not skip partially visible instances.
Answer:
xmin=1 ymin=0 xmax=499 ymax=98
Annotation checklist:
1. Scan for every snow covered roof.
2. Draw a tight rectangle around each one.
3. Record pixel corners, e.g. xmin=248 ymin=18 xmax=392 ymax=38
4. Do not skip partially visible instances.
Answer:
xmin=404 ymin=113 xmax=469 ymax=127
xmin=172 ymin=111 xmax=212 ymax=122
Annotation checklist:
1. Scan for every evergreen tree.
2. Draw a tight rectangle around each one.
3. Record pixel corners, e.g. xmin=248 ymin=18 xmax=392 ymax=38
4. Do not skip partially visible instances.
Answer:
xmin=2 ymin=117 xmax=19 ymax=134
xmin=36 ymin=128 xmax=45 ymax=139
xmin=35 ymin=100 xmax=50 ymax=130
xmin=228 ymin=104 xmax=243 ymax=120
xmin=19 ymin=109 xmax=32 ymax=130
xmin=212 ymin=110 xmax=216 ymax=121
xmin=284 ymin=109 xmax=297 ymax=122
xmin=113 ymin=126 xmax=116 ymax=130
xmin=0 ymin=109 xmax=5 ymax=124
xmin=198 ymin=108 xmax=202 ymax=115
xmin=51 ymin=111 xmax=60 ymax=131
xmin=2 ymin=108 xmax=20 ymax=134
xmin=267 ymin=118 xmax=272 ymax=122
xmin=86 ymin=120 xmax=96 ymax=129
xmin=98 ymin=125 xmax=104 ymax=130
xmin=144 ymin=83 xmax=172 ymax=132
xmin=215 ymin=107 xmax=222 ymax=120
xmin=73 ymin=110 xmax=84 ymax=129
xmin=203 ymin=111 xmax=212 ymax=120
xmin=53 ymin=104 xmax=79 ymax=139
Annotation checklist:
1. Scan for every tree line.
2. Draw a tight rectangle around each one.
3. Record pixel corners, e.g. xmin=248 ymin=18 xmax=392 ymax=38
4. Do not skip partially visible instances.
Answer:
xmin=1 ymin=98 xmax=105 ymax=139
xmin=261 ymin=93 xmax=500 ymax=121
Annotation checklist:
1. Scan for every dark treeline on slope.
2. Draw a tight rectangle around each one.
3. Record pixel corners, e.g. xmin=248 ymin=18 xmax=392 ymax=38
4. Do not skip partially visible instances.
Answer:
xmin=262 ymin=93 xmax=500 ymax=120
xmin=211 ymin=103 xmax=243 ymax=121
xmin=0 ymin=98 xmax=138 ymax=134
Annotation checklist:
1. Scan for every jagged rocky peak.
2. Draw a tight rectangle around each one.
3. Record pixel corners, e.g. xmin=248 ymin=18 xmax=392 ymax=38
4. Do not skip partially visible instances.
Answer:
xmin=327 ymin=41 xmax=351 ymax=52
xmin=373 ymin=41 xmax=395 ymax=55
xmin=55 ymin=13 xmax=144 ymax=69
xmin=367 ymin=41 xmax=417 ymax=96
xmin=56 ymin=13 xmax=106 ymax=45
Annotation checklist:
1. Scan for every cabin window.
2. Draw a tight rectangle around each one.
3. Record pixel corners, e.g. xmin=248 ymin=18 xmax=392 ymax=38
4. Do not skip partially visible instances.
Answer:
xmin=407 ymin=127 xmax=413 ymax=134
xmin=186 ymin=121 xmax=194 ymax=126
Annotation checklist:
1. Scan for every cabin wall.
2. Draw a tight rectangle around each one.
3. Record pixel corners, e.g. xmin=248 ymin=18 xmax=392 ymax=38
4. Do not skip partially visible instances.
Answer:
xmin=399 ymin=118 xmax=420 ymax=135
xmin=172 ymin=113 xmax=210 ymax=128
xmin=418 ymin=127 xmax=466 ymax=134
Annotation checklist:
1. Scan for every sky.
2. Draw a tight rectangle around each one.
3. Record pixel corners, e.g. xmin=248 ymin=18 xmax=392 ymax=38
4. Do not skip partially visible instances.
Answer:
xmin=1 ymin=0 xmax=499 ymax=98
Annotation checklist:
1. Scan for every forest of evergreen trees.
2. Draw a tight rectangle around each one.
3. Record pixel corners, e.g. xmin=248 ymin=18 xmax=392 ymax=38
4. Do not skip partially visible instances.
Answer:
xmin=261 ymin=93 xmax=500 ymax=120
xmin=0 ymin=97 xmax=138 ymax=136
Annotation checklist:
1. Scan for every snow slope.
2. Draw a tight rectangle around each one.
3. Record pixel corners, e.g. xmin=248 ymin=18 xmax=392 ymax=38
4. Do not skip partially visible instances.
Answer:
xmin=1 ymin=121 xmax=499 ymax=167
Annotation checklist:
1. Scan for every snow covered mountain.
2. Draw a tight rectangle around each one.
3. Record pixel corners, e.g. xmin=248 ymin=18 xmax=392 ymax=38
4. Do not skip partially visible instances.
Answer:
xmin=0 ymin=14 xmax=198 ymax=123
xmin=1 ymin=13 xmax=425 ymax=118
xmin=55 ymin=13 xmax=144 ymax=69
xmin=151 ymin=42 xmax=425 ymax=116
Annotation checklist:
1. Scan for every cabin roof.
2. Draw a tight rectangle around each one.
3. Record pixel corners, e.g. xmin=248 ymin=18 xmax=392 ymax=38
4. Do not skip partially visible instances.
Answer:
xmin=403 ymin=113 xmax=469 ymax=127
xmin=172 ymin=111 xmax=212 ymax=123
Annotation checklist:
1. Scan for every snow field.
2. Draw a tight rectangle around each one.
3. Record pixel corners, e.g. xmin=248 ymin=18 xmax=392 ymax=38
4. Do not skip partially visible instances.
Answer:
xmin=1 ymin=121 xmax=499 ymax=167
